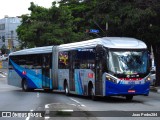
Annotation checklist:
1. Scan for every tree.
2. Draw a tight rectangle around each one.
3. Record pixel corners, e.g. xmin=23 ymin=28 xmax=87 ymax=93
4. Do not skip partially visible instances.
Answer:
xmin=17 ymin=2 xmax=83 ymax=48
xmin=0 ymin=44 xmax=7 ymax=54
xmin=17 ymin=0 xmax=160 ymax=86
xmin=59 ymin=0 xmax=100 ymax=39
xmin=91 ymin=0 xmax=160 ymax=86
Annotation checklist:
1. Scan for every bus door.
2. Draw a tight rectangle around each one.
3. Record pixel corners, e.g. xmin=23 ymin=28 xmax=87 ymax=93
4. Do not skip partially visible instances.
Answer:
xmin=69 ymin=51 xmax=75 ymax=91
xmin=95 ymin=45 xmax=105 ymax=96
xmin=42 ymin=54 xmax=51 ymax=89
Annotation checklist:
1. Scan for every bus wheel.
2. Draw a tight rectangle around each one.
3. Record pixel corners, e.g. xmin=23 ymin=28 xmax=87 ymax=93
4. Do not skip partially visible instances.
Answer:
xmin=64 ymin=83 xmax=69 ymax=96
xmin=91 ymin=87 xmax=97 ymax=101
xmin=88 ymin=83 xmax=97 ymax=101
xmin=126 ymin=95 xmax=133 ymax=101
xmin=22 ymin=79 xmax=29 ymax=92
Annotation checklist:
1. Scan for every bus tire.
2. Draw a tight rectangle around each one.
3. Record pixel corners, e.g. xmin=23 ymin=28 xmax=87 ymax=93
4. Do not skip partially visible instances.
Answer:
xmin=91 ymin=87 xmax=97 ymax=101
xmin=64 ymin=82 xmax=69 ymax=96
xmin=22 ymin=79 xmax=29 ymax=92
xmin=126 ymin=95 xmax=133 ymax=101
xmin=88 ymin=82 xmax=97 ymax=101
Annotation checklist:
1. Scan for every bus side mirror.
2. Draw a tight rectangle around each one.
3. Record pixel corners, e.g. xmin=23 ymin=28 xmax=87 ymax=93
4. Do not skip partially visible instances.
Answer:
xmin=96 ymin=45 xmax=106 ymax=56
xmin=151 ymin=70 xmax=156 ymax=74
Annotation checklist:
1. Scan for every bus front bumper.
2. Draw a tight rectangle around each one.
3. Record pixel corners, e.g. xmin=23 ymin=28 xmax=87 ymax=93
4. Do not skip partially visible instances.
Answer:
xmin=105 ymin=81 xmax=150 ymax=96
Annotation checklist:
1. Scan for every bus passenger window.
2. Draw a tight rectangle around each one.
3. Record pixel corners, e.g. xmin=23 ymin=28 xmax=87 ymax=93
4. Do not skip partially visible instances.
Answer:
xmin=58 ymin=52 xmax=69 ymax=69
xmin=77 ymin=50 xmax=95 ymax=70
xmin=74 ymin=62 xmax=80 ymax=69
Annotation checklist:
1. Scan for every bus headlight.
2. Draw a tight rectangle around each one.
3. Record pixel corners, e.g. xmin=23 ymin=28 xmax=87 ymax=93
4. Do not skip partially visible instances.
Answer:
xmin=145 ymin=76 xmax=151 ymax=82
xmin=106 ymin=75 xmax=117 ymax=83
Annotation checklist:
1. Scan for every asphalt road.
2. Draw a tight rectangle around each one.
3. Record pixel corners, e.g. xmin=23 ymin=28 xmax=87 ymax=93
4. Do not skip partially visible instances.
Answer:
xmin=0 ymin=71 xmax=160 ymax=120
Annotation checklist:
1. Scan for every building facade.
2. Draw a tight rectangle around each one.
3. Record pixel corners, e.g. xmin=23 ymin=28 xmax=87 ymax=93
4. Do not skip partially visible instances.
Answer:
xmin=0 ymin=16 xmax=21 ymax=52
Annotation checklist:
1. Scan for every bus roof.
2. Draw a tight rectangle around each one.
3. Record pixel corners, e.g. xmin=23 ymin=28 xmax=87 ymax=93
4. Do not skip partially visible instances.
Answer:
xmin=58 ymin=37 xmax=147 ymax=51
xmin=9 ymin=37 xmax=147 ymax=56
xmin=9 ymin=46 xmax=53 ymax=56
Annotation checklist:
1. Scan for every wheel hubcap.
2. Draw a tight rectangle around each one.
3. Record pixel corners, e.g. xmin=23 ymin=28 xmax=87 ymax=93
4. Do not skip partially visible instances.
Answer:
xmin=65 ymin=86 xmax=68 ymax=93
xmin=24 ymin=81 xmax=27 ymax=90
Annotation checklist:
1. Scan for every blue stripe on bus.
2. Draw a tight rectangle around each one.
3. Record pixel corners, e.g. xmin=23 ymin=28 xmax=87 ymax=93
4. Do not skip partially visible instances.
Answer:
xmin=105 ymin=81 xmax=150 ymax=96
xmin=75 ymin=70 xmax=83 ymax=95
xmin=10 ymin=59 xmax=42 ymax=88
xmin=78 ymin=72 xmax=84 ymax=94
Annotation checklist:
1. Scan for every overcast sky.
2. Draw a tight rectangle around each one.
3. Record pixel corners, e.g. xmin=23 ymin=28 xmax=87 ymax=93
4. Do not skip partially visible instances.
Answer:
xmin=0 ymin=0 xmax=60 ymax=19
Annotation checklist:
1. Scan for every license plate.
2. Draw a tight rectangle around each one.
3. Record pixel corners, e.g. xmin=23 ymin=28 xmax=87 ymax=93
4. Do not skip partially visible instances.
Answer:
xmin=128 ymin=90 xmax=135 ymax=93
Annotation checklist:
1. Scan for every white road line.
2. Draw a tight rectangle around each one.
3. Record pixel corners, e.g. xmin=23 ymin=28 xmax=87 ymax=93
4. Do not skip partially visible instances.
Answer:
xmin=80 ymin=104 xmax=86 ymax=107
xmin=45 ymin=104 xmax=50 ymax=109
xmin=45 ymin=116 xmax=50 ymax=120
xmin=0 ymin=74 xmax=6 ymax=77
xmin=69 ymin=104 xmax=77 ymax=106
xmin=70 ymin=98 xmax=86 ymax=107
xmin=37 ymin=92 xmax=39 ymax=98
xmin=4 ymin=73 xmax=8 ymax=75
xmin=70 ymin=98 xmax=81 ymax=104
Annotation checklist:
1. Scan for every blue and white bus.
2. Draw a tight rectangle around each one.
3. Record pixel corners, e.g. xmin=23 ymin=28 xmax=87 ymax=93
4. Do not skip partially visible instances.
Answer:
xmin=8 ymin=37 xmax=151 ymax=100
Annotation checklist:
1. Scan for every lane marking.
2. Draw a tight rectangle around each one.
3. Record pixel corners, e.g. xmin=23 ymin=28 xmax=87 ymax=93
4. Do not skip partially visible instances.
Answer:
xmin=45 ymin=116 xmax=50 ymax=120
xmin=70 ymin=98 xmax=81 ymax=104
xmin=4 ymin=73 xmax=8 ymax=75
xmin=80 ymin=104 xmax=86 ymax=107
xmin=37 ymin=92 xmax=39 ymax=98
xmin=69 ymin=104 xmax=76 ymax=106
xmin=45 ymin=104 xmax=50 ymax=109
xmin=70 ymin=98 xmax=86 ymax=107
xmin=0 ymin=74 xmax=6 ymax=77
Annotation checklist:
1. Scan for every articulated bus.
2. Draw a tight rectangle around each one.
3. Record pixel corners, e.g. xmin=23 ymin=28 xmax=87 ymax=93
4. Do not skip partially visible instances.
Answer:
xmin=8 ymin=37 xmax=151 ymax=100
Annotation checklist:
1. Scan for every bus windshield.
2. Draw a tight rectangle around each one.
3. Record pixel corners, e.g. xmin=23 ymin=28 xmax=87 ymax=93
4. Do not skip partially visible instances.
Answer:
xmin=108 ymin=50 xmax=148 ymax=75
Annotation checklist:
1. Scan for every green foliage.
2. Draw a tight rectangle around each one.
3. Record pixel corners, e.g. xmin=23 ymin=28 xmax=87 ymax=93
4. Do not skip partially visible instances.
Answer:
xmin=17 ymin=0 xmax=160 ymax=48
xmin=17 ymin=2 xmax=85 ymax=48
xmin=16 ymin=0 xmax=160 ymax=85
xmin=0 ymin=45 xmax=6 ymax=54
